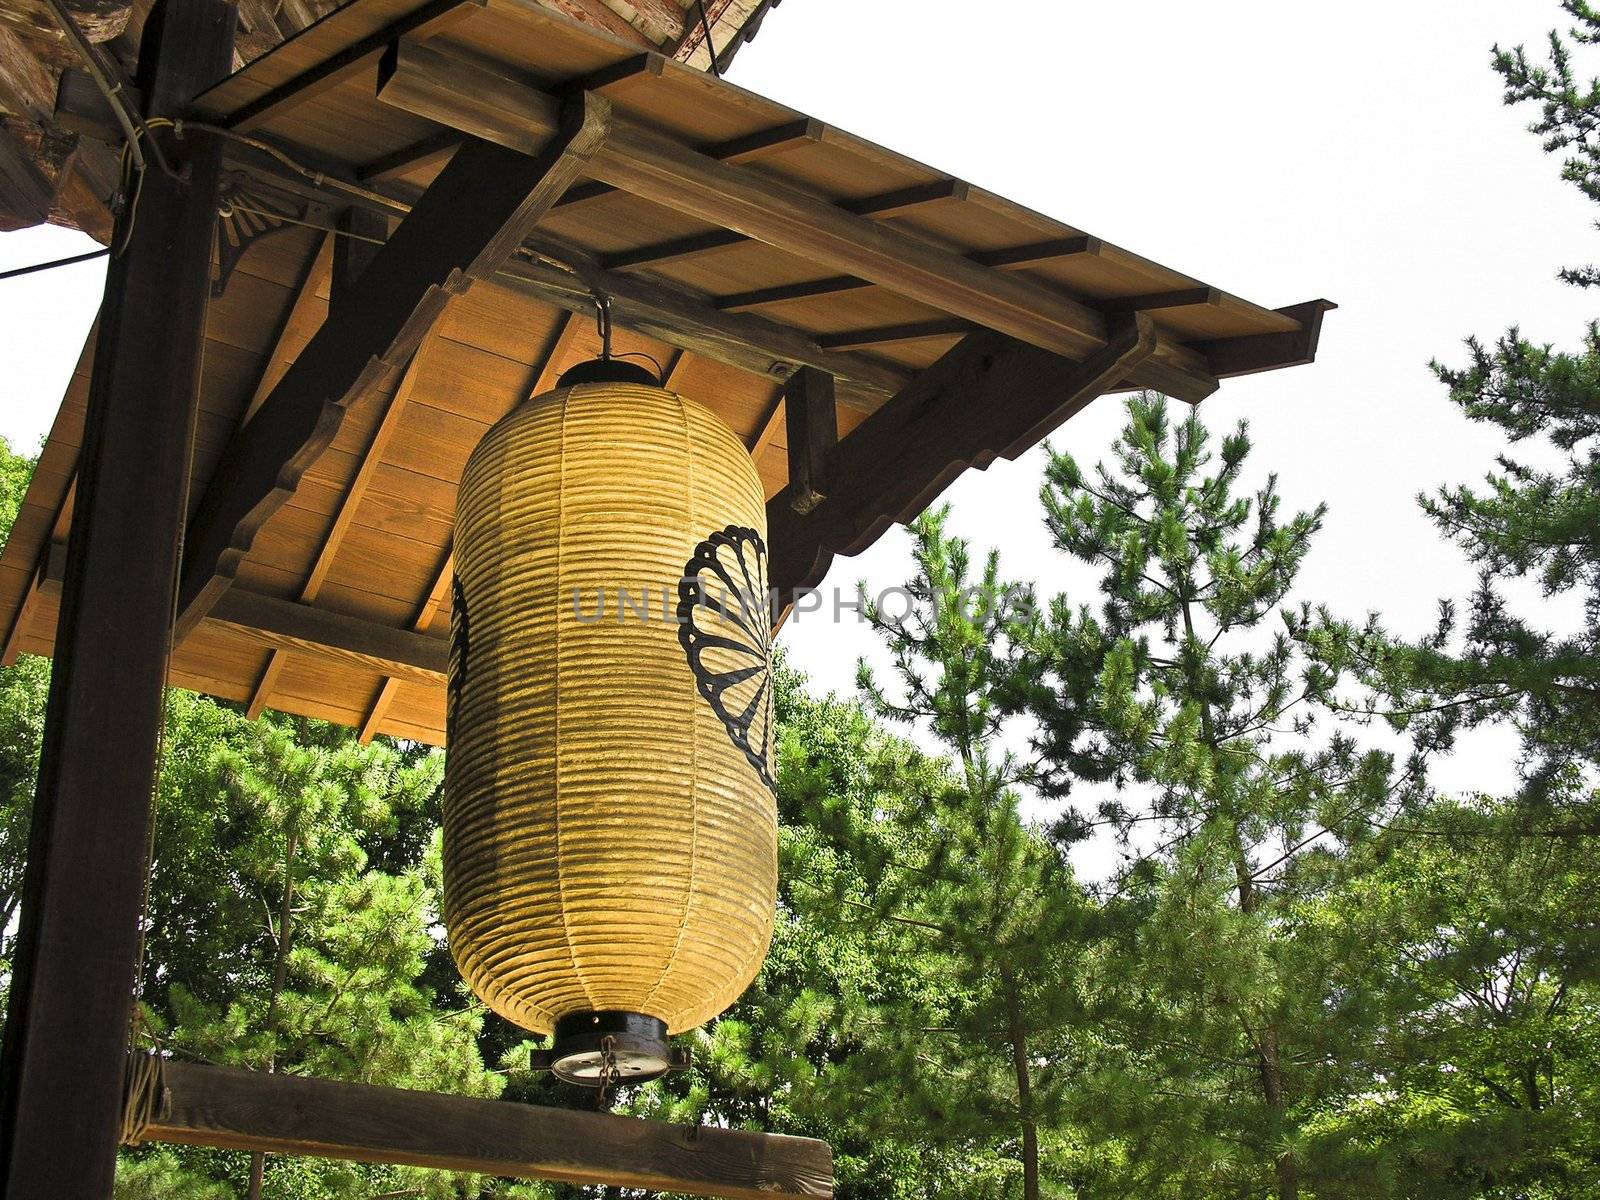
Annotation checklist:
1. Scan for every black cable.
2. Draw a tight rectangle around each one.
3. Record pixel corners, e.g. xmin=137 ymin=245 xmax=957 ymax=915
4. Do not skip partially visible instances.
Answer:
xmin=695 ymin=0 xmax=722 ymax=77
xmin=0 ymin=248 xmax=111 ymax=281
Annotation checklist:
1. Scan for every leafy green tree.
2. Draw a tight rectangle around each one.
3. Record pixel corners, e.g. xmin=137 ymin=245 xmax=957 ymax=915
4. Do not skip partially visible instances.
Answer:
xmin=1300 ymin=795 xmax=1600 ymax=1199
xmin=1009 ymin=396 xmax=1427 ymax=1200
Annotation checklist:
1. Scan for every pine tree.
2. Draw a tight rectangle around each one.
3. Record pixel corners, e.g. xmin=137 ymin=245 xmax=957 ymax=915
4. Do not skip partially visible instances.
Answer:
xmin=1012 ymin=396 xmax=1426 ymax=1200
xmin=1310 ymin=2 xmax=1600 ymax=813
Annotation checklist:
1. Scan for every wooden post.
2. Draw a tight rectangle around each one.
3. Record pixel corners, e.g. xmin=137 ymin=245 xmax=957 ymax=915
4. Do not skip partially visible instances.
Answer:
xmin=0 ymin=0 xmax=235 ymax=1194
xmin=782 ymin=367 xmax=836 ymax=515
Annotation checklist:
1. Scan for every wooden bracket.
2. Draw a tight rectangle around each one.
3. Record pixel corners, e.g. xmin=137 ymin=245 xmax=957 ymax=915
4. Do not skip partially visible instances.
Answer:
xmin=767 ymin=316 xmax=1159 ymax=595
xmin=783 ymin=367 xmax=836 ymax=515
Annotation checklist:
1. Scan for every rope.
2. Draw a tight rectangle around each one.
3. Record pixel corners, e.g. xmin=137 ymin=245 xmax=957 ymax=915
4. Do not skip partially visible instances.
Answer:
xmin=120 ymin=1051 xmax=165 ymax=1145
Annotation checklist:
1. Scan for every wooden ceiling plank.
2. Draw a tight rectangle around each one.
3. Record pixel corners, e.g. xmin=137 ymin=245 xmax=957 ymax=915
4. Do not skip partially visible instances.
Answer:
xmin=225 ymin=0 xmax=482 ymax=132
xmin=246 ymin=338 xmax=434 ymax=718
xmin=748 ymin=390 xmax=785 ymax=461
xmin=175 ymin=94 xmax=612 ymax=639
xmin=139 ymin=1056 xmax=834 ymax=1200
xmin=768 ymin=315 xmax=1160 ymax=596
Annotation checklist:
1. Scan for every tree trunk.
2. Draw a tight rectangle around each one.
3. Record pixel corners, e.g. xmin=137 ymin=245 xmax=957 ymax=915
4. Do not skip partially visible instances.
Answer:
xmin=247 ymin=826 xmax=299 ymax=1200
xmin=1001 ymin=971 xmax=1039 ymax=1200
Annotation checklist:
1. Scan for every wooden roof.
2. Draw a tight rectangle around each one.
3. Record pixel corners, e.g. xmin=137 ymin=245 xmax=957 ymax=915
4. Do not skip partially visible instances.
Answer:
xmin=0 ymin=0 xmax=1332 ymax=746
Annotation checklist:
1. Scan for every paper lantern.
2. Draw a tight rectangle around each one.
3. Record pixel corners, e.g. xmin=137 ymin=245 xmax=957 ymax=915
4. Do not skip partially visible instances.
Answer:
xmin=445 ymin=359 xmax=777 ymax=1085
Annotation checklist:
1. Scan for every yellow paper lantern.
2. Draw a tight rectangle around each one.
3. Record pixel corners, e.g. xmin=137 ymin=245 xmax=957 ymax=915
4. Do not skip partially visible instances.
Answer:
xmin=445 ymin=359 xmax=777 ymax=1084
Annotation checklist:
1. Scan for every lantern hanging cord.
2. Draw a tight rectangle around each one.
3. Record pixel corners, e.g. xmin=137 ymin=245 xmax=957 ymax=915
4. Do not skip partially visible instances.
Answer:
xmin=594 ymin=291 xmax=615 ymax=360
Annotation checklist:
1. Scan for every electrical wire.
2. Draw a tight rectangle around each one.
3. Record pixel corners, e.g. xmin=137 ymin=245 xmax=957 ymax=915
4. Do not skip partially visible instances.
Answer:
xmin=695 ymin=0 xmax=722 ymax=77
xmin=0 ymin=248 xmax=111 ymax=281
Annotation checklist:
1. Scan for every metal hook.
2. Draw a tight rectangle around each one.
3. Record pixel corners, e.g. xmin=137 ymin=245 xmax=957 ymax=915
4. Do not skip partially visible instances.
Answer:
xmin=593 ymin=292 xmax=614 ymax=361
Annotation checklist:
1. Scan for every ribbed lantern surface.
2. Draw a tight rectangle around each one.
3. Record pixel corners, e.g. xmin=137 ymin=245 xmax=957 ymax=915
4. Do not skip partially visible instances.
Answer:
xmin=446 ymin=380 xmax=777 ymax=1037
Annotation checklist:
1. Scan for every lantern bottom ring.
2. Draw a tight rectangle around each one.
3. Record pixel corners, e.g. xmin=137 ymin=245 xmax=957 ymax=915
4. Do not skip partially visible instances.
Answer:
xmin=531 ymin=1011 xmax=689 ymax=1087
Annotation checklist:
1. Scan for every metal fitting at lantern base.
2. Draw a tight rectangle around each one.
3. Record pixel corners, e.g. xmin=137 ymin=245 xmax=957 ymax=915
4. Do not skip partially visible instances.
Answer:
xmin=529 ymin=1011 xmax=692 ymax=1087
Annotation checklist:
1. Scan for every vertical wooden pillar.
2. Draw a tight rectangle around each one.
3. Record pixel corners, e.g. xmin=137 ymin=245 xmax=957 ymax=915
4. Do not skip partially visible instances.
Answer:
xmin=0 ymin=1 xmax=234 ymax=1194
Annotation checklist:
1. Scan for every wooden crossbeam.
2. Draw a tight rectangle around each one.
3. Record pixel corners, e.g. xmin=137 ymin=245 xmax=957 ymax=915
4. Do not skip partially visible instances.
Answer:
xmin=379 ymin=47 xmax=1180 ymax=372
xmin=30 ymin=545 xmax=449 ymax=686
xmin=767 ymin=316 xmax=1159 ymax=595
xmin=174 ymin=95 xmax=612 ymax=639
xmin=210 ymin=589 xmax=448 ymax=682
xmin=133 ymin=1057 xmax=832 ymax=1200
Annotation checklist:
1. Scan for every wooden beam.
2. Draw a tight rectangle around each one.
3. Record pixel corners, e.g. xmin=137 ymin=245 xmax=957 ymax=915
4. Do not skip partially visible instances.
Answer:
xmin=377 ymin=49 xmax=1121 ymax=362
xmin=767 ymin=316 xmax=1158 ymax=593
xmin=0 ymin=531 xmax=66 ymax=665
xmin=839 ymin=178 xmax=967 ymax=217
xmin=501 ymin=251 xmax=904 ymax=409
xmin=135 ymin=1057 xmax=833 ymax=1200
xmin=552 ymin=117 xmax=822 ymax=211
xmin=1200 ymin=298 xmax=1337 ymax=378
xmin=357 ymin=130 xmax=459 ymax=184
xmin=175 ymin=96 xmax=612 ymax=639
xmin=331 ymin=205 xmax=390 ymax=309
xmin=245 ymin=341 xmax=434 ymax=718
xmin=0 ymin=2 xmax=234 ymax=1194
xmin=210 ymin=588 xmax=448 ymax=683
xmin=225 ymin=0 xmax=479 ymax=131
xmin=969 ymin=235 xmax=1101 ymax=271
xmin=716 ymin=274 xmax=869 ymax=313
xmin=783 ymin=367 xmax=835 ymax=514
xmin=0 ymin=123 xmax=54 ymax=231
xmin=817 ymin=318 xmax=977 ymax=351
xmin=1102 ymin=286 xmax=1220 ymax=315
xmin=603 ymin=179 xmax=969 ymax=272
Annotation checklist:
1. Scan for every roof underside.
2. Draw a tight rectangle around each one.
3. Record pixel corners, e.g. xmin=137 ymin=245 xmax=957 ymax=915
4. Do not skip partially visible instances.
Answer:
xmin=0 ymin=0 xmax=1332 ymax=746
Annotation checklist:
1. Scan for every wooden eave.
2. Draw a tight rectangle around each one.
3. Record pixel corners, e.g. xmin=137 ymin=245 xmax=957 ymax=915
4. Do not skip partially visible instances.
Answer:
xmin=0 ymin=0 xmax=1333 ymax=747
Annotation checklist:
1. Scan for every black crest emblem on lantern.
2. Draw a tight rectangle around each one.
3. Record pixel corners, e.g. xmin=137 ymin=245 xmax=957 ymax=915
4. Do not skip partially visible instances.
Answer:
xmin=678 ymin=525 xmax=776 ymax=792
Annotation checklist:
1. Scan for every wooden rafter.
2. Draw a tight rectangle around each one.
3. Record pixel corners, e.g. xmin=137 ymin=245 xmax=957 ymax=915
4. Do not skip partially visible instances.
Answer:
xmin=768 ymin=316 xmax=1160 ymax=596
xmin=133 ymin=1056 xmax=832 ymax=1199
xmin=245 ymin=233 xmax=335 ymax=423
xmin=174 ymin=94 xmax=613 ymax=639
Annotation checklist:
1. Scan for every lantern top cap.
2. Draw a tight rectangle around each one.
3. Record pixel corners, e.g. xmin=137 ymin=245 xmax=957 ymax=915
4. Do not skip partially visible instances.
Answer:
xmin=556 ymin=357 xmax=662 ymax=390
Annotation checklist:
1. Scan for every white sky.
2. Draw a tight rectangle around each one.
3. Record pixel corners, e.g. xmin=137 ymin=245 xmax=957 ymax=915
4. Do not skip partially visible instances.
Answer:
xmin=0 ymin=1 xmax=1591 ymax=867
